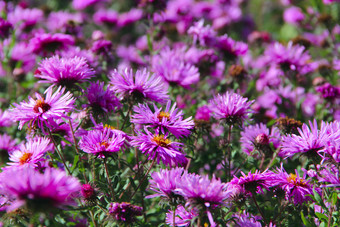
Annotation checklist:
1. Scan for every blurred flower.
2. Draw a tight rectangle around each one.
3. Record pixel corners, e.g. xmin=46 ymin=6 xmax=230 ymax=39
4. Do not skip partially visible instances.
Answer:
xmin=188 ymin=19 xmax=217 ymax=46
xmin=117 ymin=9 xmax=143 ymax=28
xmin=215 ymin=34 xmax=248 ymax=60
xmin=131 ymin=101 xmax=194 ymax=138
xmin=0 ymin=110 xmax=13 ymax=128
xmin=108 ymin=202 xmax=142 ymax=224
xmin=0 ymin=166 xmax=81 ymax=212
xmin=7 ymin=7 xmax=43 ymax=32
xmin=30 ymin=33 xmax=75 ymax=55
xmin=165 ymin=205 xmax=198 ymax=227
xmin=0 ymin=18 xmax=12 ymax=38
xmin=72 ymin=0 xmax=106 ymax=10
xmin=315 ymin=82 xmax=340 ymax=101
xmin=283 ymin=6 xmax=305 ymax=26
xmin=10 ymin=86 xmax=75 ymax=130
xmin=109 ymin=68 xmax=169 ymax=103
xmin=35 ymin=55 xmax=95 ymax=89
xmin=93 ymin=9 xmax=118 ymax=26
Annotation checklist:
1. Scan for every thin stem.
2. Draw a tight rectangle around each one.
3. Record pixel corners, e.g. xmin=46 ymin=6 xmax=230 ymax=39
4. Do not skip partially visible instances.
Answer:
xmin=120 ymin=103 xmax=133 ymax=130
xmin=327 ymin=206 xmax=333 ymax=227
xmin=130 ymin=156 xmax=157 ymax=200
xmin=89 ymin=210 xmax=97 ymax=227
xmin=252 ymin=194 xmax=266 ymax=225
xmin=173 ymin=206 xmax=176 ymax=227
xmin=227 ymin=125 xmax=232 ymax=181
xmin=68 ymin=119 xmax=88 ymax=183
xmin=48 ymin=129 xmax=72 ymax=175
xmin=103 ymin=158 xmax=116 ymax=201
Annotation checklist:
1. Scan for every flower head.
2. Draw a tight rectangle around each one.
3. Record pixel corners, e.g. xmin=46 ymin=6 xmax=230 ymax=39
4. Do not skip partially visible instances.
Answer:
xmin=6 ymin=137 xmax=51 ymax=169
xmin=79 ymin=128 xmax=126 ymax=158
xmin=35 ymin=55 xmax=95 ymax=89
xmin=10 ymin=86 xmax=75 ymax=130
xmin=131 ymin=128 xmax=187 ymax=166
xmin=131 ymin=101 xmax=194 ymax=138
xmin=209 ymin=92 xmax=254 ymax=125
xmin=30 ymin=33 xmax=75 ymax=55
xmin=165 ymin=205 xmax=198 ymax=227
xmin=109 ymin=68 xmax=169 ymax=104
xmin=0 ymin=166 xmax=81 ymax=212
xmin=108 ymin=202 xmax=143 ymax=224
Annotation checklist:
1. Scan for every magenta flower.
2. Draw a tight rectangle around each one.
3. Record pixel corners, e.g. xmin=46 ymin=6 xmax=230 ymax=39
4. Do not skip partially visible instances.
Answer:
xmin=35 ymin=55 xmax=95 ymax=89
xmin=0 ymin=110 xmax=13 ymax=128
xmin=280 ymin=120 xmax=332 ymax=159
xmin=165 ymin=205 xmax=198 ymax=227
xmin=10 ymin=86 xmax=75 ymax=130
xmin=72 ymin=0 xmax=106 ymax=10
xmin=117 ymin=9 xmax=144 ymax=27
xmin=6 ymin=137 xmax=51 ymax=169
xmin=315 ymin=82 xmax=340 ymax=101
xmin=7 ymin=7 xmax=43 ymax=32
xmin=271 ymin=166 xmax=318 ymax=205
xmin=131 ymin=101 xmax=194 ymax=138
xmin=30 ymin=33 xmax=75 ymax=55
xmin=240 ymin=123 xmax=281 ymax=155
xmin=109 ymin=68 xmax=169 ymax=104
xmin=229 ymin=170 xmax=274 ymax=196
xmin=187 ymin=19 xmax=217 ymax=47
xmin=0 ymin=134 xmax=18 ymax=163
xmin=91 ymin=40 xmax=112 ymax=55
xmin=215 ymin=34 xmax=248 ymax=60
xmin=84 ymin=81 xmax=121 ymax=116
xmin=209 ymin=92 xmax=254 ymax=125
xmin=283 ymin=6 xmax=305 ymax=26
xmin=78 ymin=128 xmax=126 ymax=158
xmin=93 ymin=9 xmax=118 ymax=26
xmin=131 ymin=128 xmax=187 ymax=166
xmin=152 ymin=48 xmax=200 ymax=89
xmin=108 ymin=202 xmax=143 ymax=224
xmin=147 ymin=167 xmax=186 ymax=202
xmin=0 ymin=18 xmax=12 ymax=38
xmin=0 ymin=166 xmax=81 ymax=212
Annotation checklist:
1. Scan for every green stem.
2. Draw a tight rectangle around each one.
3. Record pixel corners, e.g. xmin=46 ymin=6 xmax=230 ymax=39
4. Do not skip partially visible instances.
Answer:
xmin=103 ymin=158 xmax=116 ymax=201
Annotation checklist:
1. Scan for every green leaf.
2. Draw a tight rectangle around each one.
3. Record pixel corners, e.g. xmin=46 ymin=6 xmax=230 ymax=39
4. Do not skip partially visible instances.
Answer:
xmin=300 ymin=211 xmax=315 ymax=227
xmin=315 ymin=212 xmax=328 ymax=222
xmin=331 ymin=192 xmax=338 ymax=206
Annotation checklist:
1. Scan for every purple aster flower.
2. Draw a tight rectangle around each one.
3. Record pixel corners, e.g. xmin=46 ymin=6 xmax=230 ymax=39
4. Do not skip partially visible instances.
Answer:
xmin=146 ymin=167 xmax=186 ymax=204
xmin=165 ymin=205 xmax=198 ymax=227
xmin=91 ymin=39 xmax=112 ymax=55
xmin=319 ymin=166 xmax=340 ymax=188
xmin=108 ymin=202 xmax=143 ymax=224
xmin=10 ymin=86 xmax=75 ymax=130
xmin=323 ymin=0 xmax=340 ymax=4
xmin=7 ymin=7 xmax=43 ymax=32
xmin=117 ymin=9 xmax=143 ymax=28
xmin=0 ymin=134 xmax=18 ymax=164
xmin=84 ymin=81 xmax=121 ymax=116
xmin=319 ymin=121 xmax=340 ymax=164
xmin=93 ymin=9 xmax=118 ymax=26
xmin=214 ymin=34 xmax=248 ymax=60
xmin=315 ymin=82 xmax=340 ymax=101
xmin=233 ymin=211 xmax=262 ymax=227
xmin=35 ymin=55 xmax=95 ymax=89
xmin=58 ymin=47 xmax=98 ymax=69
xmin=72 ymin=0 xmax=106 ymax=10
xmin=152 ymin=47 xmax=200 ymax=89
xmin=78 ymin=128 xmax=126 ymax=158
xmin=0 ymin=166 xmax=81 ymax=212
xmin=271 ymin=166 xmax=319 ymax=205
xmin=9 ymin=42 xmax=36 ymax=74
xmin=0 ymin=18 xmax=12 ymax=38
xmin=30 ymin=33 xmax=75 ymax=55
xmin=279 ymin=120 xmax=331 ymax=160
xmin=0 ymin=110 xmax=13 ymax=128
xmin=195 ymin=105 xmax=212 ymax=122
xmin=5 ymin=137 xmax=51 ymax=169
xmin=131 ymin=101 xmax=194 ymax=138
xmin=283 ymin=6 xmax=305 ymax=26
xmin=209 ymin=92 xmax=254 ymax=125
xmin=109 ymin=68 xmax=169 ymax=104
xmin=131 ymin=128 xmax=187 ymax=167
xmin=240 ymin=123 xmax=281 ymax=155
xmin=229 ymin=170 xmax=274 ymax=196
xmin=188 ymin=19 xmax=217 ymax=47
xmin=46 ymin=11 xmax=83 ymax=34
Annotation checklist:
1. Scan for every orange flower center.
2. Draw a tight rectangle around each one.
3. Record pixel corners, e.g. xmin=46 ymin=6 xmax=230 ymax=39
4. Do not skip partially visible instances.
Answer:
xmin=287 ymin=173 xmax=306 ymax=187
xmin=152 ymin=134 xmax=171 ymax=147
xmin=100 ymin=141 xmax=109 ymax=148
xmin=104 ymin=124 xmax=115 ymax=130
xmin=157 ymin=111 xmax=170 ymax=121
xmin=33 ymin=99 xmax=51 ymax=113
xmin=19 ymin=152 xmax=33 ymax=165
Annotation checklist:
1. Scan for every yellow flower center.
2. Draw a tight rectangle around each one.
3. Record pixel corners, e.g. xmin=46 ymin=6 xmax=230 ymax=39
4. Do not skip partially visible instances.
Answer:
xmin=287 ymin=173 xmax=306 ymax=187
xmin=157 ymin=111 xmax=170 ymax=121
xmin=104 ymin=124 xmax=115 ymax=130
xmin=152 ymin=134 xmax=171 ymax=147
xmin=19 ymin=152 xmax=33 ymax=165
xmin=100 ymin=141 xmax=109 ymax=148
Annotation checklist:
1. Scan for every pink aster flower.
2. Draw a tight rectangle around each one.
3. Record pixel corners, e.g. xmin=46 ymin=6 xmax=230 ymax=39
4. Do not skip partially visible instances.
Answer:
xmin=72 ymin=0 xmax=106 ymax=10
xmin=147 ymin=167 xmax=186 ymax=203
xmin=151 ymin=47 xmax=200 ymax=89
xmin=229 ymin=170 xmax=274 ymax=196
xmin=84 ymin=81 xmax=121 ymax=116
xmin=315 ymin=82 xmax=340 ymax=101
xmin=0 ymin=134 xmax=18 ymax=163
xmin=0 ymin=166 xmax=81 ymax=212
xmin=0 ymin=18 xmax=12 ymax=39
xmin=78 ymin=128 xmax=126 ymax=158
xmin=5 ymin=137 xmax=51 ymax=169
xmin=108 ymin=202 xmax=143 ymax=224
xmin=93 ymin=9 xmax=118 ymax=26
xmin=10 ymin=86 xmax=75 ymax=130
xmin=188 ymin=19 xmax=217 ymax=47
xmin=7 ymin=7 xmax=43 ymax=32
xmin=0 ymin=110 xmax=13 ymax=128
xmin=30 ymin=33 xmax=75 ymax=55
xmin=215 ymin=34 xmax=248 ymax=60
xmin=165 ymin=205 xmax=198 ymax=227
xmin=117 ymin=9 xmax=144 ymax=28
xmin=280 ymin=120 xmax=332 ymax=160
xmin=131 ymin=128 xmax=187 ymax=167
xmin=283 ymin=6 xmax=305 ymax=26
xmin=209 ymin=92 xmax=254 ymax=125
xmin=35 ymin=55 xmax=95 ymax=89
xmin=131 ymin=101 xmax=194 ymax=138
xmin=240 ymin=123 xmax=281 ymax=155
xmin=109 ymin=68 xmax=169 ymax=103
xmin=271 ymin=166 xmax=319 ymax=205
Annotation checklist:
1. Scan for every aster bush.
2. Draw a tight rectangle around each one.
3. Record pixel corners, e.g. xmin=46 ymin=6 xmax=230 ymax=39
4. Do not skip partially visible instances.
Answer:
xmin=0 ymin=0 xmax=340 ymax=226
